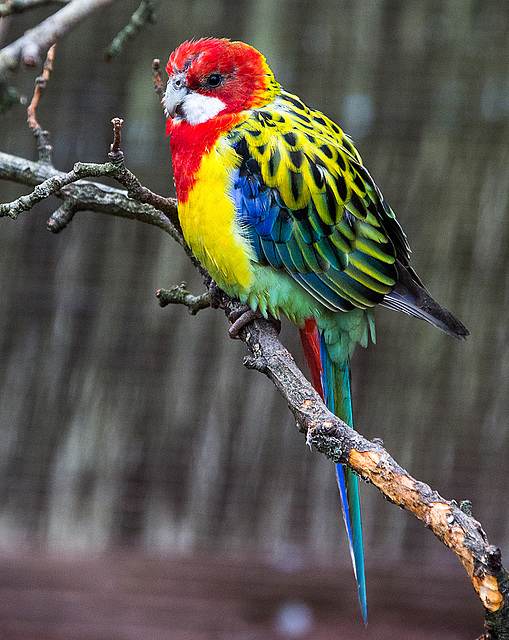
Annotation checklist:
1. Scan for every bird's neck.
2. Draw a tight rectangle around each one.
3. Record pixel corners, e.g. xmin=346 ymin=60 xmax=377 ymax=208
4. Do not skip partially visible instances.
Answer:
xmin=167 ymin=113 xmax=245 ymax=203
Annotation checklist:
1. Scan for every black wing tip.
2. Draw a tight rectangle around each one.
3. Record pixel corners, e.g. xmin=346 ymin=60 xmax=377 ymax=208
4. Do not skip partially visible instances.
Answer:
xmin=441 ymin=314 xmax=469 ymax=340
xmin=417 ymin=295 xmax=469 ymax=340
xmin=382 ymin=290 xmax=469 ymax=340
xmin=387 ymin=261 xmax=469 ymax=340
xmin=452 ymin=320 xmax=469 ymax=340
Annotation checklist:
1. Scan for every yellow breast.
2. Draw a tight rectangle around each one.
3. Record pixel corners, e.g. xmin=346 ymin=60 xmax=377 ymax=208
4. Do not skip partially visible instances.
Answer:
xmin=178 ymin=141 xmax=255 ymax=296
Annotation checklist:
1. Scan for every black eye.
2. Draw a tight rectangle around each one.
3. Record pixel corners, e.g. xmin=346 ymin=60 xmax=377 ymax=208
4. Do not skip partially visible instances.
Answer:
xmin=207 ymin=73 xmax=222 ymax=88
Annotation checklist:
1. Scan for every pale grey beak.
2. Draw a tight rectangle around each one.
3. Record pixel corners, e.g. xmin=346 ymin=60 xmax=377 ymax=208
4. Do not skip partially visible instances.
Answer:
xmin=165 ymin=73 xmax=189 ymax=119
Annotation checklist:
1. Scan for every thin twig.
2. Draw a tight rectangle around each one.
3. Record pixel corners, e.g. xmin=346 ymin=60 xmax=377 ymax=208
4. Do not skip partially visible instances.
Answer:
xmin=46 ymin=200 xmax=77 ymax=232
xmin=157 ymin=283 xmax=211 ymax=315
xmin=104 ymin=0 xmax=156 ymax=61
xmin=27 ymin=43 xmax=56 ymax=164
xmin=152 ymin=58 xmax=165 ymax=106
xmin=109 ymin=116 xmax=124 ymax=158
xmin=26 ymin=44 xmax=55 ymax=130
xmin=105 ymin=118 xmax=181 ymax=230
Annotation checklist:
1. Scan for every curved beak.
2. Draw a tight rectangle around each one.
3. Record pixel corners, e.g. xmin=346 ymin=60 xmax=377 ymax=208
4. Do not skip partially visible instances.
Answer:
xmin=164 ymin=73 xmax=189 ymax=119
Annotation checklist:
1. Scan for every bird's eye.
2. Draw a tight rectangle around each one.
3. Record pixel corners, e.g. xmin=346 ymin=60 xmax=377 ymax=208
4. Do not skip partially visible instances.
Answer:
xmin=207 ymin=73 xmax=222 ymax=88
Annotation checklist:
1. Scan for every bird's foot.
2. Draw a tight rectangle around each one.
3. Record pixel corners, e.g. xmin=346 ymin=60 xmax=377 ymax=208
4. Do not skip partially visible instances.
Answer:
xmin=228 ymin=305 xmax=281 ymax=338
xmin=228 ymin=306 xmax=261 ymax=338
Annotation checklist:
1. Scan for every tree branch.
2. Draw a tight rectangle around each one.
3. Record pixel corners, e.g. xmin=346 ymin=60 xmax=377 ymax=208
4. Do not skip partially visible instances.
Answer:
xmin=0 ymin=0 xmax=116 ymax=78
xmin=152 ymin=58 xmax=165 ymax=104
xmin=26 ymin=43 xmax=55 ymax=164
xmin=0 ymin=148 xmax=180 ymax=236
xmin=104 ymin=0 xmax=156 ymax=61
xmin=0 ymin=0 xmax=69 ymax=18
xmin=132 ymin=278 xmax=509 ymax=637
xmin=231 ymin=312 xmax=509 ymax=640
xmin=157 ymin=283 xmax=211 ymax=315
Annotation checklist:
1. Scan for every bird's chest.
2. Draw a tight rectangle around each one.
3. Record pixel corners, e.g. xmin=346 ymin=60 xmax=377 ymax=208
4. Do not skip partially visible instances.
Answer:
xmin=175 ymin=145 xmax=255 ymax=295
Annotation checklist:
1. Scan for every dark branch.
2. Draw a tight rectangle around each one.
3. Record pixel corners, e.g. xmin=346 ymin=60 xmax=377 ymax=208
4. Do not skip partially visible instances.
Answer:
xmin=104 ymin=0 xmax=157 ymax=61
xmin=0 ymin=148 xmax=179 ymax=239
xmin=105 ymin=118 xmax=181 ymax=232
xmin=109 ymin=116 xmax=124 ymax=157
xmin=227 ymin=312 xmax=509 ymax=640
xmin=0 ymin=119 xmax=197 ymax=271
xmin=154 ymin=280 xmax=509 ymax=640
xmin=152 ymin=58 xmax=165 ymax=105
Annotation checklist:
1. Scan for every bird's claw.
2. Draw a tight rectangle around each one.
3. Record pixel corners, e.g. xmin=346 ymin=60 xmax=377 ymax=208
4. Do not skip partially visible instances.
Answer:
xmin=228 ymin=306 xmax=281 ymax=338
xmin=228 ymin=306 xmax=261 ymax=338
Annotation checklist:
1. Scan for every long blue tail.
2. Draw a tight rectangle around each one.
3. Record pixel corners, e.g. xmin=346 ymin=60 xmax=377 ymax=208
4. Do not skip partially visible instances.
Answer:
xmin=319 ymin=331 xmax=367 ymax=625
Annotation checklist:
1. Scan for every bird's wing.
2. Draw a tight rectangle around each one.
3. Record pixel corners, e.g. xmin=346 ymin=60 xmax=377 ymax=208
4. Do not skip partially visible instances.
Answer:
xmin=228 ymin=90 xmax=407 ymax=312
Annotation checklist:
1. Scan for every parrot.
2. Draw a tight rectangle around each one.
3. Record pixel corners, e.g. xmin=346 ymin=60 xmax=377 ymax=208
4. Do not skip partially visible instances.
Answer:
xmin=163 ymin=37 xmax=468 ymax=622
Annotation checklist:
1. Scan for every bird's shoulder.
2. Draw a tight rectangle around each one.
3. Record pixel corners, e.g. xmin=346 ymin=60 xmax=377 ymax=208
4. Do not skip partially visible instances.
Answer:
xmin=225 ymin=90 xmax=410 ymax=266
xmin=227 ymin=89 xmax=364 ymax=182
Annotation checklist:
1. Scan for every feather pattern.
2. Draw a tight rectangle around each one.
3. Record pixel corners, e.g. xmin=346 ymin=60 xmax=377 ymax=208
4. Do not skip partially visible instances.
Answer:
xmin=165 ymin=38 xmax=469 ymax=625
xmin=229 ymin=91 xmax=401 ymax=313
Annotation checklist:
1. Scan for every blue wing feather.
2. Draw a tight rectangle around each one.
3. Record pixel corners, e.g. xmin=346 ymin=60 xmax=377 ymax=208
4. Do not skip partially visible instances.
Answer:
xmin=231 ymin=133 xmax=398 ymax=312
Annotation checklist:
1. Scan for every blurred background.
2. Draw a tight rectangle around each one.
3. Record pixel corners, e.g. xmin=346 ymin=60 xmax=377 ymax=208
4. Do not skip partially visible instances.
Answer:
xmin=1 ymin=0 xmax=509 ymax=638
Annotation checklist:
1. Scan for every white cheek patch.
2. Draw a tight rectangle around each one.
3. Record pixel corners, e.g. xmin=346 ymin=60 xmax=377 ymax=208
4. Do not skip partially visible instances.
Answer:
xmin=182 ymin=93 xmax=226 ymax=125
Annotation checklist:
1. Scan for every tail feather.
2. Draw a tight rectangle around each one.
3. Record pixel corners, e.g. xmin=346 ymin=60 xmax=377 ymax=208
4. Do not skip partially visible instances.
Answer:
xmin=382 ymin=260 xmax=469 ymax=339
xmin=301 ymin=319 xmax=367 ymax=624
xmin=336 ymin=464 xmax=367 ymax=624
xmin=299 ymin=319 xmax=323 ymax=397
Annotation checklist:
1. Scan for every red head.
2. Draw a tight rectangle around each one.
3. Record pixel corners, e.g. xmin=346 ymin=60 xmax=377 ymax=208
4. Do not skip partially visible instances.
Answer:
xmin=165 ymin=38 xmax=280 ymax=126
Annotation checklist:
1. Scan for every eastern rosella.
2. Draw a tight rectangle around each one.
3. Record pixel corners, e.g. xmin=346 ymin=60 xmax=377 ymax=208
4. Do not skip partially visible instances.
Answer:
xmin=164 ymin=38 xmax=468 ymax=622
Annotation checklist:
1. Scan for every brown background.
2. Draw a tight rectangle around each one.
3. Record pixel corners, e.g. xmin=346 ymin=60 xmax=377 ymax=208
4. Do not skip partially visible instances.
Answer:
xmin=1 ymin=0 xmax=509 ymax=637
